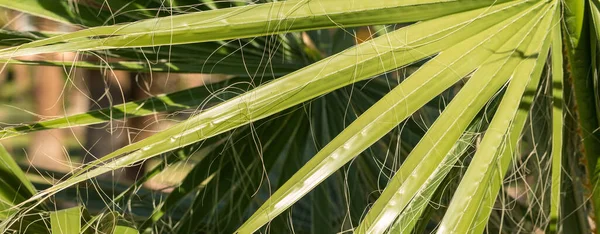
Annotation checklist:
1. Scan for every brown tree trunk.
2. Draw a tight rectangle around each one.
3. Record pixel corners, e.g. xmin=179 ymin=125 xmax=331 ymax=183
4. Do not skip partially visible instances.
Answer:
xmin=28 ymin=18 xmax=68 ymax=171
xmin=82 ymin=65 xmax=131 ymax=175
xmin=83 ymin=70 xmax=173 ymax=184
xmin=125 ymin=72 xmax=172 ymax=182
xmin=9 ymin=12 xmax=33 ymax=95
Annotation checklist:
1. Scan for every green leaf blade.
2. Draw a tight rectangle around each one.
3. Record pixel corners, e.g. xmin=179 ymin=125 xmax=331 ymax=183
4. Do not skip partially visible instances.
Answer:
xmin=357 ymin=4 xmax=554 ymax=232
xmin=50 ymin=207 xmax=82 ymax=234
xmin=436 ymin=4 xmax=556 ymax=232
xmin=237 ymin=1 xmax=550 ymax=232
xmin=27 ymin=0 xmax=536 ymax=210
xmin=0 ymin=0 xmax=526 ymax=58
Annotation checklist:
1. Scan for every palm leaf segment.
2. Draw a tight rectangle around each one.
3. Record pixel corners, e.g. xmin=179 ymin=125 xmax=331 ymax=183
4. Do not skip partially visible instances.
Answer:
xmin=0 ymin=0 xmax=598 ymax=233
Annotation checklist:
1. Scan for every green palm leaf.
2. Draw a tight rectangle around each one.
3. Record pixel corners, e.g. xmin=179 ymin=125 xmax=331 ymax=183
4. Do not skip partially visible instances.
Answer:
xmin=1 ymin=0 xmax=600 ymax=233
xmin=23 ymin=0 xmax=535 ymax=205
